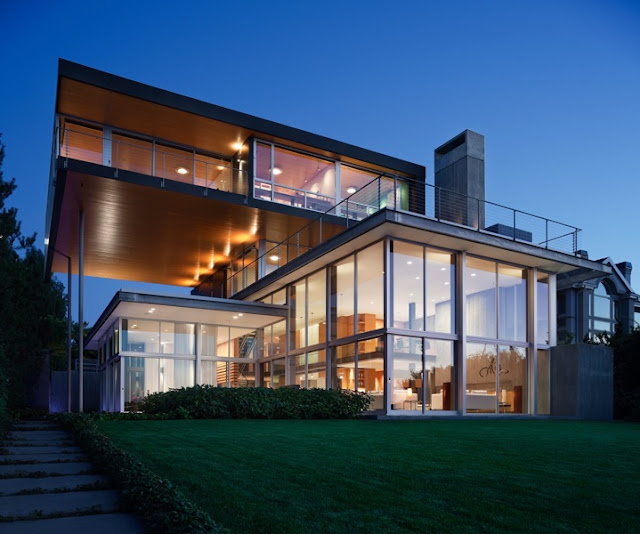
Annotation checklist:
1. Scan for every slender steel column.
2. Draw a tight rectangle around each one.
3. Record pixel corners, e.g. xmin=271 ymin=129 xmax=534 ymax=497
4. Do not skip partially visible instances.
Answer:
xmin=78 ymin=210 xmax=84 ymax=413
xmin=67 ymin=255 xmax=72 ymax=413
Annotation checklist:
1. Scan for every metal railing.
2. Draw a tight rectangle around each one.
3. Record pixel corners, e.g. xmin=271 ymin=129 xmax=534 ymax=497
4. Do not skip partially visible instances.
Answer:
xmin=58 ymin=126 xmax=249 ymax=195
xmin=225 ymin=174 xmax=581 ymax=296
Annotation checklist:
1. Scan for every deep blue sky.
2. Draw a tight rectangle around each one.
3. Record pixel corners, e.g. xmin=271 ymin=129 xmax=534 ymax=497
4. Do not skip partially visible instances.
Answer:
xmin=1 ymin=0 xmax=639 ymax=326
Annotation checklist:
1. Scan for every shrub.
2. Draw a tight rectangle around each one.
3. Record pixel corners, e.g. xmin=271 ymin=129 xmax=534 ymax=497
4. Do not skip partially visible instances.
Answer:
xmin=55 ymin=413 xmax=229 ymax=533
xmin=138 ymin=386 xmax=371 ymax=419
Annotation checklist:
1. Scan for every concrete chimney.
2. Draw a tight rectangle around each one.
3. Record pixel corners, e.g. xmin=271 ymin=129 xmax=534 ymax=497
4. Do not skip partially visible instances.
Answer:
xmin=434 ymin=130 xmax=485 ymax=228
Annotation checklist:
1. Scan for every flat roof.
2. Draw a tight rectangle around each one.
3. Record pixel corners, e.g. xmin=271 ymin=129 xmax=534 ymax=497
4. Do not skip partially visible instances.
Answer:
xmin=86 ymin=289 xmax=287 ymax=349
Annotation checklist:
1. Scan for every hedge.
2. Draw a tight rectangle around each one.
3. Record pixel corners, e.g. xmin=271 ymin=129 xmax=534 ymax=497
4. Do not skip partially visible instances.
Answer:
xmin=55 ymin=413 xmax=229 ymax=533
xmin=138 ymin=386 xmax=372 ymax=419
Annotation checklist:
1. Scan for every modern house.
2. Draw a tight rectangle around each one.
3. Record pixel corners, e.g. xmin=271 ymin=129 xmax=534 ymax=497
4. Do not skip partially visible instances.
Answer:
xmin=45 ymin=59 xmax=637 ymax=417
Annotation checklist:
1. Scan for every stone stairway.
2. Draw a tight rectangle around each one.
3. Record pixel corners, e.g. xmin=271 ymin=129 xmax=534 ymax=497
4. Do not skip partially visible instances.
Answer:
xmin=0 ymin=420 xmax=142 ymax=533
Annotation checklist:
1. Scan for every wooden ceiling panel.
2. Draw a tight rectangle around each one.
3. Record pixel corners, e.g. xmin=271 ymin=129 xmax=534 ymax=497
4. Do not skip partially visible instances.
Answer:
xmin=51 ymin=172 xmax=340 ymax=287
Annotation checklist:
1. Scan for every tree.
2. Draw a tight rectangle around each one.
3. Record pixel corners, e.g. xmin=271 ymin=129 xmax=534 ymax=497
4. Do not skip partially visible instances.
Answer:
xmin=0 ymin=133 xmax=67 ymax=409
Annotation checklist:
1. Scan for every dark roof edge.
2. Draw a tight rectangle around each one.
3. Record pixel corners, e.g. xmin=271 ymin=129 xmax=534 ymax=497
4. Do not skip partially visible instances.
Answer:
xmin=57 ymin=59 xmax=425 ymax=178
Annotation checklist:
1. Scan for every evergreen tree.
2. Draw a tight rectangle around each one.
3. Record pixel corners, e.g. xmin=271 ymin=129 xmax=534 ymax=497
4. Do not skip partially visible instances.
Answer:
xmin=0 ymin=134 xmax=67 ymax=409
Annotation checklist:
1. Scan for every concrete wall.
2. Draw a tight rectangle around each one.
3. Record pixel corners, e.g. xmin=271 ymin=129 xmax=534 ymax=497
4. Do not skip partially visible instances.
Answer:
xmin=551 ymin=344 xmax=613 ymax=420
xmin=50 ymin=371 xmax=100 ymax=413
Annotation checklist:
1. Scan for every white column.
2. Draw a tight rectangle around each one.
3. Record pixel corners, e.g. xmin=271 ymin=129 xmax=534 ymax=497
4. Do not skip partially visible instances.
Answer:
xmin=78 ymin=210 xmax=84 ymax=412
xmin=457 ymin=252 xmax=467 ymax=414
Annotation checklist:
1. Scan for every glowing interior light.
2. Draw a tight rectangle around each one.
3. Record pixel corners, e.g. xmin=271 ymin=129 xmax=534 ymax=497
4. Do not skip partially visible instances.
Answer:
xmin=346 ymin=186 xmax=357 ymax=194
xmin=271 ymin=166 xmax=283 ymax=175
xmin=232 ymin=142 xmax=243 ymax=151
xmin=269 ymin=255 xmax=280 ymax=262
xmin=176 ymin=167 xmax=189 ymax=175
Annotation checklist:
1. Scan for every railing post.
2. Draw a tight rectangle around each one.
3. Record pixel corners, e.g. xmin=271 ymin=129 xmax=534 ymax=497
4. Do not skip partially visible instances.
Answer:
xmin=394 ymin=175 xmax=398 ymax=210
xmin=513 ymin=210 xmax=517 ymax=241
xmin=378 ymin=178 xmax=381 ymax=210
xmin=546 ymin=219 xmax=549 ymax=249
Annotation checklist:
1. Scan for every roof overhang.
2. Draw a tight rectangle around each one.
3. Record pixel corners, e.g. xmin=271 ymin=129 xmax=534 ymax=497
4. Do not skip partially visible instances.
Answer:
xmin=86 ymin=289 xmax=287 ymax=349
xmin=45 ymin=159 xmax=344 ymax=285
xmin=55 ymin=59 xmax=425 ymax=178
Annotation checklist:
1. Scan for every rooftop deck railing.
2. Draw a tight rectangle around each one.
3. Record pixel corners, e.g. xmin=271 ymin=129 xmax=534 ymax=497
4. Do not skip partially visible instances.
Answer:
xmin=225 ymin=174 xmax=581 ymax=296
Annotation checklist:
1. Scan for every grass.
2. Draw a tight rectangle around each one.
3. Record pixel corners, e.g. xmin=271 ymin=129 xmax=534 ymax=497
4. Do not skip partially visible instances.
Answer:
xmin=97 ymin=419 xmax=640 ymax=533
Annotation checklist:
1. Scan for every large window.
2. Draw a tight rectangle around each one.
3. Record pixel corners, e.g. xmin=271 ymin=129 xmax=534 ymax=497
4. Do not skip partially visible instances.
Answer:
xmin=391 ymin=336 xmax=454 ymax=412
xmin=537 ymin=272 xmax=550 ymax=345
xmin=392 ymin=241 xmax=455 ymax=333
xmin=465 ymin=343 xmax=527 ymax=414
xmin=124 ymin=356 xmax=195 ymax=410
xmin=255 ymin=142 xmax=335 ymax=211
xmin=466 ymin=258 xmax=527 ymax=342
xmin=590 ymin=283 xmax=615 ymax=335
xmin=291 ymin=350 xmax=327 ymax=389
xmin=332 ymin=243 xmax=384 ymax=340
xmin=122 ymin=319 xmax=195 ymax=355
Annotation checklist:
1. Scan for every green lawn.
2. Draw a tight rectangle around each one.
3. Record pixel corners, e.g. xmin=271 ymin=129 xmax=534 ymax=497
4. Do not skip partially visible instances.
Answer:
xmin=97 ymin=419 xmax=640 ymax=533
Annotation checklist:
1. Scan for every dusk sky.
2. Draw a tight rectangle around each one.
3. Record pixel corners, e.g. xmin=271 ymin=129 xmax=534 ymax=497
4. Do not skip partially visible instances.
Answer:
xmin=1 ymin=0 xmax=639 ymax=326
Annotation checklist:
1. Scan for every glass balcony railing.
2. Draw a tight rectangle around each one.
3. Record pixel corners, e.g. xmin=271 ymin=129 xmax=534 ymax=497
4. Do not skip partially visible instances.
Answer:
xmin=57 ymin=125 xmax=248 ymax=195
xmin=225 ymin=174 xmax=582 ymax=296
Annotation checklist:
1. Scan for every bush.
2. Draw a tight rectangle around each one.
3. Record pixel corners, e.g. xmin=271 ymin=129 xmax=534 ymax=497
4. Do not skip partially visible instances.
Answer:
xmin=0 ymin=345 xmax=10 ymax=434
xmin=138 ymin=386 xmax=371 ymax=419
xmin=55 ymin=413 xmax=229 ymax=533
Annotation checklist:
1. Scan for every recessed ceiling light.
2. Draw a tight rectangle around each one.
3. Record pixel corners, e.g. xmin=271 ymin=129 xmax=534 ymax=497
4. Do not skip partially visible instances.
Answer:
xmin=346 ymin=186 xmax=357 ymax=194
xmin=176 ymin=167 xmax=189 ymax=175
xmin=444 ymin=282 xmax=449 ymax=285
xmin=233 ymin=315 xmax=238 ymax=319
xmin=217 ymin=165 xmax=225 ymax=171
xmin=238 ymin=313 xmax=243 ymax=317
xmin=232 ymin=142 xmax=243 ymax=151
xmin=471 ymin=273 xmax=477 ymax=277
xmin=441 ymin=267 xmax=446 ymax=271
xmin=416 ymin=276 xmax=420 ymax=280
xmin=271 ymin=166 xmax=283 ymax=176
xmin=269 ymin=255 xmax=280 ymax=262
xmin=407 ymin=261 xmax=413 ymax=265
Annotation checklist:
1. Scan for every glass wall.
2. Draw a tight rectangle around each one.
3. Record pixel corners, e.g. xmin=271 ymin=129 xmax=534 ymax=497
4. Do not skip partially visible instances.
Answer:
xmin=466 ymin=258 xmax=497 ymax=338
xmin=465 ymin=343 xmax=527 ymax=414
xmin=291 ymin=350 xmax=327 ymax=389
xmin=123 ymin=356 xmax=195 ymax=410
xmin=262 ymin=358 xmax=286 ymax=388
xmin=122 ymin=319 xmax=195 ymax=355
xmin=393 ymin=241 xmax=424 ymax=330
xmin=356 ymin=243 xmax=384 ymax=331
xmin=333 ymin=257 xmax=355 ymax=338
xmin=391 ymin=336 xmax=454 ymax=412
xmin=392 ymin=241 xmax=455 ymax=333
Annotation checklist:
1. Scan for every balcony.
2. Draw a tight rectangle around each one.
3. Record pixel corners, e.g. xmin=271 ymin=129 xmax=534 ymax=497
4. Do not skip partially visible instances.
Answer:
xmin=226 ymin=175 xmax=582 ymax=296
xmin=57 ymin=123 xmax=248 ymax=194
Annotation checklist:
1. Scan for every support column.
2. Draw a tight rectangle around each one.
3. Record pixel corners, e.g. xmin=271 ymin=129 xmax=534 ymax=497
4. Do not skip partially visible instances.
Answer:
xmin=78 ymin=210 xmax=84 ymax=413
xmin=529 ymin=269 xmax=538 ymax=415
xmin=67 ymin=255 xmax=72 ymax=413
xmin=457 ymin=252 xmax=467 ymax=414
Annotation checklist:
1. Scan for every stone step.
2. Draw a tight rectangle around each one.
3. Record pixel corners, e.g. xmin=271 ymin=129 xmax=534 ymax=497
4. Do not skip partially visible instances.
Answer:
xmin=0 ymin=474 xmax=109 ymax=496
xmin=3 ymin=439 xmax=76 ymax=448
xmin=12 ymin=421 xmax=58 ymax=429
xmin=1 ymin=452 xmax=88 ymax=463
xmin=0 ymin=489 xmax=120 ymax=520
xmin=3 ymin=446 xmax=83 ymax=455
xmin=1 ymin=512 xmax=143 ymax=533
xmin=0 ymin=462 xmax=94 ymax=477
xmin=7 ymin=431 xmax=72 ymax=442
